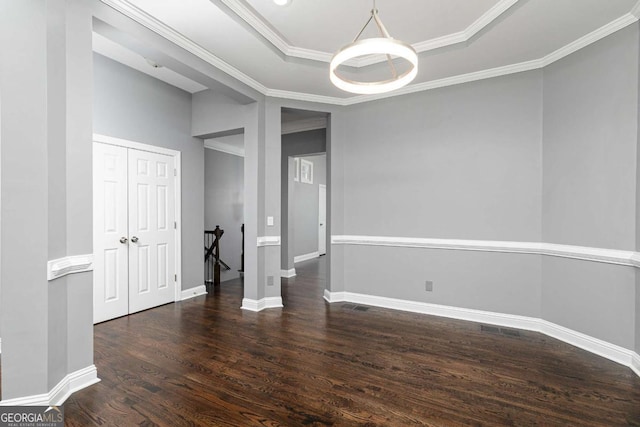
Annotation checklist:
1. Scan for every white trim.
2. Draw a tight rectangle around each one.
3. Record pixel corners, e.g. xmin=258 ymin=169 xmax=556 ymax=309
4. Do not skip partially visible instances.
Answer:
xmin=99 ymin=0 xmax=640 ymax=107
xmin=342 ymin=59 xmax=543 ymax=105
xmin=324 ymin=291 xmax=640 ymax=378
xmin=300 ymin=158 xmax=313 ymax=184
xmin=266 ymin=88 xmax=345 ymax=106
xmin=281 ymin=117 xmax=327 ymax=135
xmin=294 ymin=251 xmax=319 ymax=263
xmin=204 ymin=139 xmax=245 ymax=157
xmin=257 ymin=236 xmax=281 ymax=247
xmin=218 ymin=0 xmax=519 ymax=67
xmin=632 ymin=0 xmax=640 ymax=19
xmin=241 ymin=297 xmax=284 ymax=311
xmin=180 ymin=285 xmax=207 ymax=301
xmin=542 ymin=14 xmax=638 ymax=67
xmin=98 ymin=0 xmax=268 ymax=95
xmin=93 ymin=134 xmax=183 ymax=302
xmin=280 ymin=268 xmax=296 ymax=278
xmin=331 ymin=235 xmax=640 ymax=268
xmin=323 ymin=289 xmax=345 ymax=303
xmin=632 ymin=352 xmax=640 ymax=377
xmin=0 ymin=365 xmax=100 ymax=406
xmin=47 ymin=254 xmax=93 ymax=281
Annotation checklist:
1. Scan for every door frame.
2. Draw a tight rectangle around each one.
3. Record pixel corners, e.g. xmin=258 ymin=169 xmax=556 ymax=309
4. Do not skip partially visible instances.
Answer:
xmin=93 ymin=133 xmax=182 ymax=303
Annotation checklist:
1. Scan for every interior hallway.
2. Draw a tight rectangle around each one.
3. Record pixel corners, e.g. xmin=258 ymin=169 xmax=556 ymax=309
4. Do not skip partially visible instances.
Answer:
xmin=65 ymin=258 xmax=640 ymax=425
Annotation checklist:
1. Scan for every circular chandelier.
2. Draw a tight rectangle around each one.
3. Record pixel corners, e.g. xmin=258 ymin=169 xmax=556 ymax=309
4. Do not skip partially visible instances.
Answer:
xmin=329 ymin=4 xmax=418 ymax=95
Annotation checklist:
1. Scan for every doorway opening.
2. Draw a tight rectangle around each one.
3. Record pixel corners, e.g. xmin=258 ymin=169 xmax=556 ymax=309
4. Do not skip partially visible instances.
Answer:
xmin=280 ymin=108 xmax=329 ymax=279
xmin=203 ymin=133 xmax=245 ymax=287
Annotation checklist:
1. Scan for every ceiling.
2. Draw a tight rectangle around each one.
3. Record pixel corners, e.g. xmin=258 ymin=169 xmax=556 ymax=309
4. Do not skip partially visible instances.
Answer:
xmin=96 ymin=0 xmax=640 ymax=104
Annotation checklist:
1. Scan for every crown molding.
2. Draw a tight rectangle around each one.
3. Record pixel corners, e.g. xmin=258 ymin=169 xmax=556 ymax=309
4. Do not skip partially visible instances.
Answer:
xmin=219 ymin=0 xmax=520 ymax=68
xmin=541 ymin=13 xmax=638 ymax=66
xmin=204 ymin=139 xmax=245 ymax=157
xmin=631 ymin=0 xmax=640 ymax=19
xmin=100 ymin=0 xmax=640 ymax=107
xmin=99 ymin=0 xmax=268 ymax=94
xmin=281 ymin=117 xmax=327 ymax=135
xmin=265 ymin=88 xmax=346 ymax=105
xmin=341 ymin=59 xmax=543 ymax=106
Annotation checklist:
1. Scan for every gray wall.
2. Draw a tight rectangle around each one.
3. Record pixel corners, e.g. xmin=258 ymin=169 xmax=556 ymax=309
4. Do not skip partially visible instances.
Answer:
xmin=0 ymin=0 xmax=94 ymax=400
xmin=293 ymin=155 xmax=326 ymax=257
xmin=541 ymin=25 xmax=639 ymax=348
xmin=332 ymin=24 xmax=640 ymax=352
xmin=280 ymin=129 xmax=327 ymax=270
xmin=204 ymin=147 xmax=244 ymax=282
xmin=338 ymin=70 xmax=543 ymax=317
xmin=93 ymin=53 xmax=204 ymax=292
xmin=192 ymin=90 xmax=246 ymax=137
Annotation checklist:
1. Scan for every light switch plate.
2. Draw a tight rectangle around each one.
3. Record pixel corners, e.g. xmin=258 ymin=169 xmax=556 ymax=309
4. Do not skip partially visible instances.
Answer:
xmin=267 ymin=216 xmax=274 ymax=226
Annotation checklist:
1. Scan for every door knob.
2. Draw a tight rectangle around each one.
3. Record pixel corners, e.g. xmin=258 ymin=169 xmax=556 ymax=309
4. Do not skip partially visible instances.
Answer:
xmin=131 ymin=236 xmax=139 ymax=243
xmin=119 ymin=237 xmax=128 ymax=244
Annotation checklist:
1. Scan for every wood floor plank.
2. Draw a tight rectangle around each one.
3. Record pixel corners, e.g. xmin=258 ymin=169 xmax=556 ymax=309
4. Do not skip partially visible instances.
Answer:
xmin=65 ymin=258 xmax=640 ymax=426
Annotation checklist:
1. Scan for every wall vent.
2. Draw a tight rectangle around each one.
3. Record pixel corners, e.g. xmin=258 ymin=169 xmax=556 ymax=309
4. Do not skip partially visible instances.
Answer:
xmin=480 ymin=324 xmax=521 ymax=338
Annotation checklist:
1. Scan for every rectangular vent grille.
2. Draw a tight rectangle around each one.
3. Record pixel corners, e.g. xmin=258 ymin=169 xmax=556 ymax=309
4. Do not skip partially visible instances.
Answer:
xmin=341 ymin=304 xmax=370 ymax=312
xmin=480 ymin=325 xmax=521 ymax=337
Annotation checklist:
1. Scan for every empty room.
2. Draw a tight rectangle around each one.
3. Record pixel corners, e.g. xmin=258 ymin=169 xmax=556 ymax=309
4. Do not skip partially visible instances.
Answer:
xmin=1 ymin=0 xmax=639 ymax=425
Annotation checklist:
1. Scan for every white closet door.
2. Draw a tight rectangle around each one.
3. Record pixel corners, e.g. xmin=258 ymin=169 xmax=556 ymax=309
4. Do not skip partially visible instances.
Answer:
xmin=93 ymin=143 xmax=129 ymax=323
xmin=127 ymin=149 xmax=176 ymax=314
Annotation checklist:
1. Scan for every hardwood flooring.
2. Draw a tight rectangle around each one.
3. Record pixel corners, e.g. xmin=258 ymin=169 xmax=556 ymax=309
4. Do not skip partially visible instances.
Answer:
xmin=65 ymin=257 xmax=640 ymax=426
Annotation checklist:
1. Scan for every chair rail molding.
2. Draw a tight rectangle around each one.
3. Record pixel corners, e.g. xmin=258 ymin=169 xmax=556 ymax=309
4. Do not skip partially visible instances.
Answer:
xmin=331 ymin=235 xmax=640 ymax=268
xmin=257 ymin=236 xmax=281 ymax=247
xmin=47 ymin=254 xmax=94 ymax=281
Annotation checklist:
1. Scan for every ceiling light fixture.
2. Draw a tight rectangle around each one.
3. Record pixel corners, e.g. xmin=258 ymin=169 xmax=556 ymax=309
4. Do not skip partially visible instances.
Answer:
xmin=273 ymin=0 xmax=291 ymax=6
xmin=330 ymin=1 xmax=418 ymax=95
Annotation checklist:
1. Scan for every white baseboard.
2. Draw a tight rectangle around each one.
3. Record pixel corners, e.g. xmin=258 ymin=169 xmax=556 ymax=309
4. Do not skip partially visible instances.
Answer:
xmin=280 ymin=268 xmax=296 ymax=278
xmin=323 ymin=289 xmax=346 ymax=303
xmin=632 ymin=352 xmax=640 ymax=377
xmin=324 ymin=290 xmax=640 ymax=378
xmin=181 ymin=285 xmax=207 ymax=301
xmin=294 ymin=251 xmax=319 ymax=263
xmin=241 ymin=297 xmax=284 ymax=312
xmin=0 ymin=365 xmax=100 ymax=406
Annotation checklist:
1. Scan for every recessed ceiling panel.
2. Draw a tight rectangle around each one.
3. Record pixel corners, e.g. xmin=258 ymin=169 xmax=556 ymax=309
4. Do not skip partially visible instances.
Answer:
xmin=245 ymin=0 xmax=501 ymax=52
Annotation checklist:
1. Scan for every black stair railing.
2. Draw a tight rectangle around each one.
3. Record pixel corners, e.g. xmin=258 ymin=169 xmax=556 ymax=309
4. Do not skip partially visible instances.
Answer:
xmin=204 ymin=226 xmax=230 ymax=287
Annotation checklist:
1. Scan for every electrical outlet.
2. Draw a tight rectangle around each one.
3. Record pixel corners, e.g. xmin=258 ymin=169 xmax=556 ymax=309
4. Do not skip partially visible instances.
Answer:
xmin=425 ymin=280 xmax=433 ymax=292
xmin=267 ymin=276 xmax=274 ymax=286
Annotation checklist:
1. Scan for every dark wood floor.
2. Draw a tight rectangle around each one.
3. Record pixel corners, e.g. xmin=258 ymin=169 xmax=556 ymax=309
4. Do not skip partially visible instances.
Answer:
xmin=65 ymin=257 xmax=640 ymax=426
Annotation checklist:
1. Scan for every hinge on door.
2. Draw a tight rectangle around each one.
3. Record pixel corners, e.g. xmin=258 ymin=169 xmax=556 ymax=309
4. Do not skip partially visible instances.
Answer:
xmin=174 ymin=274 xmax=177 ymax=282
xmin=174 ymin=168 xmax=177 ymax=176
xmin=174 ymin=221 xmax=177 ymax=229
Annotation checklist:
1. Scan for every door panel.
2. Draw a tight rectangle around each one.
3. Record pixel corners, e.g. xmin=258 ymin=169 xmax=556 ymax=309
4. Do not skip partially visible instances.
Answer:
xmin=319 ymin=184 xmax=327 ymax=255
xmin=128 ymin=149 xmax=176 ymax=314
xmin=93 ymin=143 xmax=129 ymax=323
